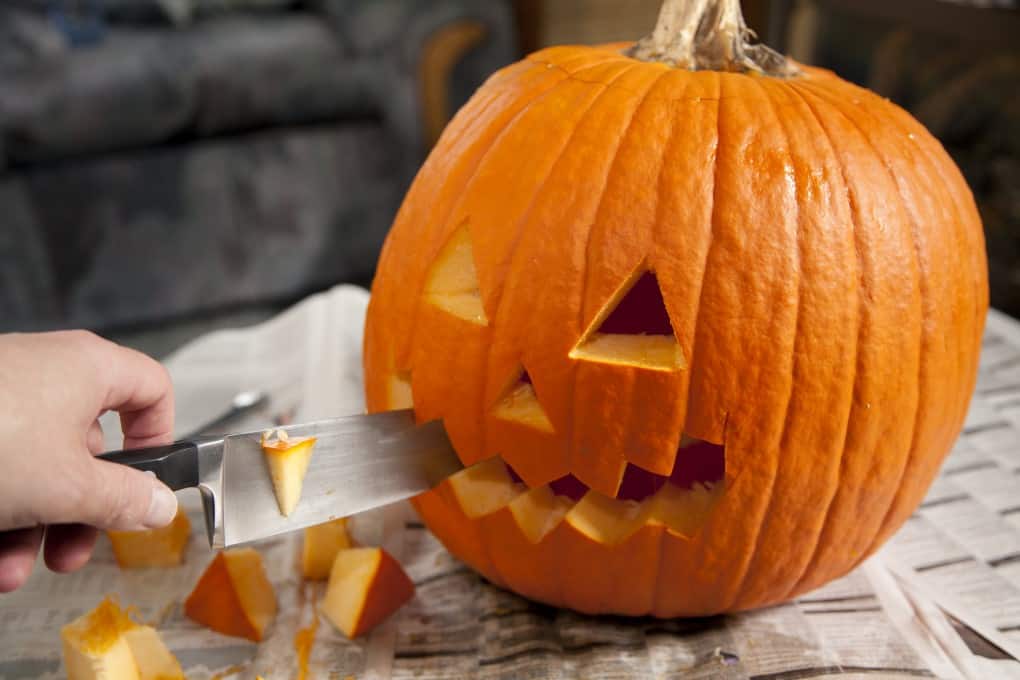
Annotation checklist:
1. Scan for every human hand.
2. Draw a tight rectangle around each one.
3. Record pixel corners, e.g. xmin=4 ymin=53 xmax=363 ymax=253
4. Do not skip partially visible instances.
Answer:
xmin=0 ymin=331 xmax=178 ymax=592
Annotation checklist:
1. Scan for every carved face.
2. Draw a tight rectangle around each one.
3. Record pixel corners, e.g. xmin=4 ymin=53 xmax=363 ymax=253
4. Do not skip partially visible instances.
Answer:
xmin=363 ymin=45 xmax=986 ymax=616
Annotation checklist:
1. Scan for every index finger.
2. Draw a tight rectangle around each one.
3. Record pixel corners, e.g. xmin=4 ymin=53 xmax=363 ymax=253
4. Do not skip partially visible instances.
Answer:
xmin=87 ymin=337 xmax=175 ymax=449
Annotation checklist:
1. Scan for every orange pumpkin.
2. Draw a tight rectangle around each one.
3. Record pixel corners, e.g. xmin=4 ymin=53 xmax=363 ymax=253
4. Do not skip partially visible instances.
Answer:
xmin=363 ymin=0 xmax=988 ymax=616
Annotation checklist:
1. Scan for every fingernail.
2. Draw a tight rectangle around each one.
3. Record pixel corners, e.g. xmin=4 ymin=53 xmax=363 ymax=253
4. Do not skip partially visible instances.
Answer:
xmin=144 ymin=482 xmax=178 ymax=529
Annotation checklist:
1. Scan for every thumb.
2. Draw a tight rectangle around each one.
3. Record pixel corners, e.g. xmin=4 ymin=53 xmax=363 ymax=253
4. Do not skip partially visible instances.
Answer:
xmin=69 ymin=458 xmax=179 ymax=531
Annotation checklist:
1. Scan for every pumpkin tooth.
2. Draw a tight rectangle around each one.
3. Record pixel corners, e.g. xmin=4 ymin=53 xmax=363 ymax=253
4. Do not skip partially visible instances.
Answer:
xmin=446 ymin=457 xmax=526 ymax=519
xmin=487 ymin=368 xmax=569 ymax=487
xmin=387 ymin=371 xmax=413 ymax=410
xmin=442 ymin=455 xmax=724 ymax=546
xmin=564 ymin=490 xmax=652 ymax=546
xmin=508 ymin=486 xmax=575 ymax=543
xmin=492 ymin=380 xmax=554 ymax=433
xmin=568 ymin=449 xmax=628 ymax=498
xmin=646 ymin=481 xmax=724 ymax=537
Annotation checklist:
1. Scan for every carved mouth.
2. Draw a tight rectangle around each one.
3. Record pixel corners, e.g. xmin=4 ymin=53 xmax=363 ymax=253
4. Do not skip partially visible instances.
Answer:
xmin=438 ymin=437 xmax=726 ymax=546
xmin=507 ymin=439 xmax=725 ymax=502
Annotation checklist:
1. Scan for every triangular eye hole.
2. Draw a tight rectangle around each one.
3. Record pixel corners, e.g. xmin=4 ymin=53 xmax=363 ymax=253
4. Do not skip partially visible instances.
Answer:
xmin=492 ymin=369 xmax=554 ymax=433
xmin=423 ymin=223 xmax=489 ymax=325
xmin=569 ymin=270 xmax=686 ymax=372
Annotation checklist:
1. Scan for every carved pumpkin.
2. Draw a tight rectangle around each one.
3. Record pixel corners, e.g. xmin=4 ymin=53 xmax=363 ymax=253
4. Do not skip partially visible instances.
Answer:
xmin=363 ymin=0 xmax=988 ymax=616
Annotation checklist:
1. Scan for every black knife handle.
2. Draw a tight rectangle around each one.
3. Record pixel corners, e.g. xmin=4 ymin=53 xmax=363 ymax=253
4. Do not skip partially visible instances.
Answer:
xmin=97 ymin=442 xmax=200 ymax=491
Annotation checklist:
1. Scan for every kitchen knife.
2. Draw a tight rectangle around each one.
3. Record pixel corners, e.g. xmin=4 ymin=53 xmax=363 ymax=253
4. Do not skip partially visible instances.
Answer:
xmin=97 ymin=410 xmax=462 ymax=549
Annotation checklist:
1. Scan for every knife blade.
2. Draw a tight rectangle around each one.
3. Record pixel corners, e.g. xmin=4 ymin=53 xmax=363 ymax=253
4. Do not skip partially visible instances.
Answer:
xmin=97 ymin=410 xmax=463 ymax=548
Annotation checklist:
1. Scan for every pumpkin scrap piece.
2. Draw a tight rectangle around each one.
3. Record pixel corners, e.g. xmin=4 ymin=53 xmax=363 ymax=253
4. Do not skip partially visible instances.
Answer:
xmin=302 ymin=518 xmax=353 ymax=580
xmin=261 ymin=428 xmax=318 ymax=516
xmin=62 ymin=596 xmax=183 ymax=680
xmin=447 ymin=456 xmax=525 ymax=519
xmin=320 ymin=547 xmax=415 ymax=638
xmin=122 ymin=626 xmax=186 ymax=680
xmin=184 ymin=548 xmax=277 ymax=642
xmin=107 ymin=508 xmax=191 ymax=569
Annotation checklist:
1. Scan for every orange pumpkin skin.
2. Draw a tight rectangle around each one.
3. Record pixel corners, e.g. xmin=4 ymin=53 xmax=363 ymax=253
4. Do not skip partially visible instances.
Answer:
xmin=363 ymin=43 xmax=988 ymax=616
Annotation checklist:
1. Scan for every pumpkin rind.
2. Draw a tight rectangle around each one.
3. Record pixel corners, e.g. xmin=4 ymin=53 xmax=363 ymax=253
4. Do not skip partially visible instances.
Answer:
xmin=365 ymin=43 xmax=988 ymax=615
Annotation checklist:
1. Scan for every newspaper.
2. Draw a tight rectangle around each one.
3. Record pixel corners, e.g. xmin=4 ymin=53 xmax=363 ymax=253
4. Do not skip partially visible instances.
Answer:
xmin=1 ymin=285 xmax=1019 ymax=680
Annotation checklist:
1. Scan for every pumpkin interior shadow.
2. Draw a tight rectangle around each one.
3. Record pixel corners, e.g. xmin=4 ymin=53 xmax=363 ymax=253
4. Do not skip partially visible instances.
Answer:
xmin=598 ymin=271 xmax=674 ymax=336
xmin=505 ymin=437 xmax=726 ymax=503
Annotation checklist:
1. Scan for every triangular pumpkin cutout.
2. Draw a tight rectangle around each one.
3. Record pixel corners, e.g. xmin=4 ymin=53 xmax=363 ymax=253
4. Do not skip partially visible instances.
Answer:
xmin=423 ymin=223 xmax=488 ymax=325
xmin=492 ymin=369 xmax=554 ymax=433
xmin=569 ymin=270 xmax=686 ymax=371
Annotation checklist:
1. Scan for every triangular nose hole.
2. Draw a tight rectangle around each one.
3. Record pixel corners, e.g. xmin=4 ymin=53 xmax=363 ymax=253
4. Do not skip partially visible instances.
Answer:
xmin=569 ymin=269 xmax=686 ymax=372
xmin=423 ymin=223 xmax=489 ymax=325
xmin=598 ymin=272 xmax=674 ymax=335
xmin=493 ymin=368 xmax=554 ymax=433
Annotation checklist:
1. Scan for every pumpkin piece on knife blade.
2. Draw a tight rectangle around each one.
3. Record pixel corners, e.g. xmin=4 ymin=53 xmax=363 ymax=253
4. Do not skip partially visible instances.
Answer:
xmin=261 ymin=427 xmax=318 ymax=516
xmin=106 ymin=508 xmax=191 ymax=569
xmin=62 ymin=596 xmax=183 ymax=680
xmin=302 ymin=517 xmax=353 ymax=580
xmin=184 ymin=548 xmax=277 ymax=642
xmin=320 ymin=547 xmax=415 ymax=638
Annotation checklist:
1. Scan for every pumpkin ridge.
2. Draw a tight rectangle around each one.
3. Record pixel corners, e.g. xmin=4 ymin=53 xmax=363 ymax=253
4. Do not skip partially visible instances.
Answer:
xmin=681 ymin=71 xmax=725 ymax=444
xmin=833 ymin=85 xmax=975 ymax=558
xmin=879 ymin=89 xmax=984 ymax=437
xmin=403 ymin=67 xmax=581 ymax=460
xmin=525 ymin=55 xmax=802 ymax=110
xmin=477 ymin=61 xmax=646 ymax=463
xmin=649 ymin=516 xmax=671 ymax=618
xmin=566 ymin=67 xmax=679 ymax=492
xmin=658 ymin=72 xmax=753 ymax=613
xmin=395 ymin=64 xmax=573 ymax=369
xmin=546 ymin=63 xmax=673 ymax=489
xmin=780 ymin=80 xmax=923 ymax=594
xmin=894 ymin=99 xmax=972 ymax=443
xmin=527 ymin=54 xmax=668 ymax=95
xmin=797 ymin=82 xmax=933 ymax=560
xmin=774 ymin=79 xmax=865 ymax=600
xmin=633 ymin=73 xmax=692 ymax=473
xmin=725 ymin=74 xmax=805 ymax=610
xmin=524 ymin=50 xmax=633 ymax=78
xmin=400 ymin=62 xmax=581 ymax=366
xmin=819 ymin=82 xmax=954 ymax=570
xmin=696 ymin=73 xmax=800 ymax=610
xmin=483 ymin=61 xmax=644 ymax=323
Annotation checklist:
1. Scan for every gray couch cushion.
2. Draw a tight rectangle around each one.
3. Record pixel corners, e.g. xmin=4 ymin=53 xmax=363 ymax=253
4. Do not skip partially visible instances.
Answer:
xmin=4 ymin=122 xmax=400 ymax=331
xmin=0 ymin=14 xmax=369 ymax=164
xmin=13 ymin=0 xmax=297 ymax=25
xmin=0 ymin=8 xmax=65 ymax=71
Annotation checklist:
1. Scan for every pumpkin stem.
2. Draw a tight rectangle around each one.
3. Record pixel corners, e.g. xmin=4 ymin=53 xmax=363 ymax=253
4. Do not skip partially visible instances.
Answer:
xmin=626 ymin=0 xmax=799 ymax=77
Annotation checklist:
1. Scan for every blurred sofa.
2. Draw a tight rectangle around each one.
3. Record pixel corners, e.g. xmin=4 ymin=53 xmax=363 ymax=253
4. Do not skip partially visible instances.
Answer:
xmin=0 ymin=0 xmax=517 ymax=332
